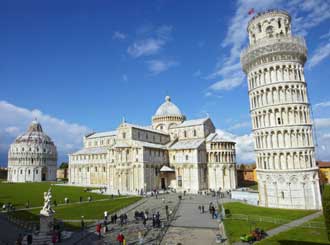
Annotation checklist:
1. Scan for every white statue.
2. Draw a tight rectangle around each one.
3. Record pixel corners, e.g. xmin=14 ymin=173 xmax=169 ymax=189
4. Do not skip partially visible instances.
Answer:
xmin=40 ymin=188 xmax=55 ymax=216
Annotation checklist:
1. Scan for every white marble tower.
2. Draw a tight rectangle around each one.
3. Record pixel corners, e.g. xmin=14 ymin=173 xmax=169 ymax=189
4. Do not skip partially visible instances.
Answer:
xmin=241 ymin=10 xmax=322 ymax=209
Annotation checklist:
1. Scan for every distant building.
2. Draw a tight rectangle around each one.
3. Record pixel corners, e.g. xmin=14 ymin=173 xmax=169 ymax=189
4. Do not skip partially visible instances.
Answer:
xmin=7 ymin=120 xmax=57 ymax=182
xmin=69 ymin=96 xmax=237 ymax=193
xmin=0 ymin=168 xmax=8 ymax=180
xmin=318 ymin=161 xmax=330 ymax=185
xmin=237 ymin=167 xmax=257 ymax=187
xmin=57 ymin=168 xmax=68 ymax=180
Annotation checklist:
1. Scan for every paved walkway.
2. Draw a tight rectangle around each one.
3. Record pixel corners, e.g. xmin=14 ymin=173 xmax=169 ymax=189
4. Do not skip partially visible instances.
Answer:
xmin=63 ymin=193 xmax=180 ymax=245
xmin=0 ymin=214 xmax=26 ymax=244
xmin=233 ymin=211 xmax=323 ymax=245
xmin=161 ymin=194 xmax=233 ymax=245
xmin=266 ymin=211 xmax=322 ymax=236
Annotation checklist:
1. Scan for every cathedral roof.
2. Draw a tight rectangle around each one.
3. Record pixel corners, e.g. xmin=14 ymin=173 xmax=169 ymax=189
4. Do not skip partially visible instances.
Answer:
xmin=169 ymin=138 xmax=205 ymax=150
xmin=72 ymin=146 xmax=108 ymax=155
xmin=87 ymin=130 xmax=117 ymax=139
xmin=206 ymin=132 xmax=235 ymax=143
xmin=172 ymin=117 xmax=209 ymax=128
xmin=154 ymin=96 xmax=183 ymax=117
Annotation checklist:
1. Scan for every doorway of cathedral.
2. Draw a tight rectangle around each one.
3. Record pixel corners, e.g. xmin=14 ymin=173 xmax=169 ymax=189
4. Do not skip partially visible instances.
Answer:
xmin=161 ymin=178 xmax=166 ymax=189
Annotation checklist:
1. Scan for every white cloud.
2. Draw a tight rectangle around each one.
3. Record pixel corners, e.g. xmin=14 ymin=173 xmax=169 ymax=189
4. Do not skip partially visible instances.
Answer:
xmin=308 ymin=42 xmax=330 ymax=69
xmin=113 ymin=31 xmax=127 ymax=40
xmin=314 ymin=118 xmax=330 ymax=129
xmin=314 ymin=101 xmax=330 ymax=109
xmin=209 ymin=75 xmax=244 ymax=91
xmin=127 ymin=25 xmax=172 ymax=58
xmin=288 ymin=0 xmax=330 ymax=35
xmin=314 ymin=118 xmax=330 ymax=161
xmin=146 ymin=60 xmax=178 ymax=75
xmin=216 ymin=129 xmax=255 ymax=163
xmin=0 ymin=101 xmax=90 ymax=164
xmin=127 ymin=38 xmax=165 ymax=58
xmin=228 ymin=121 xmax=251 ymax=131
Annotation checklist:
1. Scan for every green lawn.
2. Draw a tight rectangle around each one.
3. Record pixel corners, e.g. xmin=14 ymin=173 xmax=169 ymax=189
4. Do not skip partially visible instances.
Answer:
xmin=249 ymin=184 xmax=258 ymax=190
xmin=12 ymin=196 xmax=141 ymax=221
xmin=256 ymin=216 xmax=329 ymax=245
xmin=222 ymin=202 xmax=316 ymax=243
xmin=0 ymin=182 xmax=109 ymax=208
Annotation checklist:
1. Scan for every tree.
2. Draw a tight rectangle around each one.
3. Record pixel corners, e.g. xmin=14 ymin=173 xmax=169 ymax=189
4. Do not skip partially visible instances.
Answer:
xmin=322 ymin=184 xmax=330 ymax=241
xmin=59 ymin=162 xmax=68 ymax=169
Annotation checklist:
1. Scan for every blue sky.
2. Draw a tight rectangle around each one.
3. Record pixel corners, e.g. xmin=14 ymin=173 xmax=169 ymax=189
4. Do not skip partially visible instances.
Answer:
xmin=1 ymin=0 xmax=330 ymax=165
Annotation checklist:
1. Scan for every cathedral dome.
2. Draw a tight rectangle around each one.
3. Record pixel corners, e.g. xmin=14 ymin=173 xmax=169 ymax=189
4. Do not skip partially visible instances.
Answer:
xmin=152 ymin=96 xmax=185 ymax=132
xmin=154 ymin=96 xmax=183 ymax=117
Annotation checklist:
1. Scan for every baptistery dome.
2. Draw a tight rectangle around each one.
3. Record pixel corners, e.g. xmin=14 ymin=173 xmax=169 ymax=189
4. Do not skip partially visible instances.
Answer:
xmin=152 ymin=96 xmax=185 ymax=132
xmin=7 ymin=120 xmax=57 ymax=182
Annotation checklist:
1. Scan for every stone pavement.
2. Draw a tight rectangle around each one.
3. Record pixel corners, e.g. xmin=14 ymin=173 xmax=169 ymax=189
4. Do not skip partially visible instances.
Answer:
xmin=67 ymin=193 xmax=180 ymax=245
xmin=161 ymin=194 xmax=233 ymax=245
xmin=0 ymin=214 xmax=26 ymax=244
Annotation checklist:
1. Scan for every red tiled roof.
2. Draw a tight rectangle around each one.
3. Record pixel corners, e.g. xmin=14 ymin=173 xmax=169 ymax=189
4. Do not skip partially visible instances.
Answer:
xmin=317 ymin=161 xmax=330 ymax=168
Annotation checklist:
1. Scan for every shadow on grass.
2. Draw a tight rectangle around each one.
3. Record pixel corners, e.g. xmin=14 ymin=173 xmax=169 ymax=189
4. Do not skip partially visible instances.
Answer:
xmin=278 ymin=241 xmax=330 ymax=245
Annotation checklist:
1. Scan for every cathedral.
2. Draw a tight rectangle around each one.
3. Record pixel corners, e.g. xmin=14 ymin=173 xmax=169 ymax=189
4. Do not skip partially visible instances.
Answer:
xmin=68 ymin=96 xmax=237 ymax=193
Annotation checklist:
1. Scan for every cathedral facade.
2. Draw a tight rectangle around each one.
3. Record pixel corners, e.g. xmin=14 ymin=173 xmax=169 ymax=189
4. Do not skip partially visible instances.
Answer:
xmin=241 ymin=10 xmax=322 ymax=209
xmin=68 ymin=96 xmax=237 ymax=193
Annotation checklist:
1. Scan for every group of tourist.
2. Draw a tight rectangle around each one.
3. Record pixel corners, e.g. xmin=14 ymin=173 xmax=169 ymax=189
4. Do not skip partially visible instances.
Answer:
xmin=134 ymin=209 xmax=163 ymax=228
xmin=2 ymin=202 xmax=15 ymax=212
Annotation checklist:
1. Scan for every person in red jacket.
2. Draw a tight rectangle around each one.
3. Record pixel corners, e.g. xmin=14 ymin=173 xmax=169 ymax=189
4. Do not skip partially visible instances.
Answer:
xmin=96 ymin=223 xmax=102 ymax=239
xmin=117 ymin=232 xmax=125 ymax=245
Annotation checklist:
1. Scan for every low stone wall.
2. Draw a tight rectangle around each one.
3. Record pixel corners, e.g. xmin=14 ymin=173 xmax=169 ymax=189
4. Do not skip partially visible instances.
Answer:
xmin=231 ymin=189 xmax=259 ymax=206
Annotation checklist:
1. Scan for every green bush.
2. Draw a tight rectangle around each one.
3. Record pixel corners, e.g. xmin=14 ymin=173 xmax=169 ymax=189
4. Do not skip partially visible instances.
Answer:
xmin=225 ymin=209 xmax=231 ymax=217
xmin=322 ymin=184 xmax=330 ymax=241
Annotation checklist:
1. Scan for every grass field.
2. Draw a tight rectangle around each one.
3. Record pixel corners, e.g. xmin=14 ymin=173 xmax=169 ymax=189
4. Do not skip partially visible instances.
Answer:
xmin=256 ymin=215 xmax=329 ymax=245
xmin=0 ymin=182 xmax=142 ymax=230
xmin=222 ymin=202 xmax=316 ymax=243
xmin=0 ymin=182 xmax=109 ymax=208
xmin=12 ymin=196 xmax=142 ymax=221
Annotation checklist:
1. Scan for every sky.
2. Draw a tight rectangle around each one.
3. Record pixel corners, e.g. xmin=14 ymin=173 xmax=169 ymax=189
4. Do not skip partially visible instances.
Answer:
xmin=1 ymin=0 xmax=330 ymax=166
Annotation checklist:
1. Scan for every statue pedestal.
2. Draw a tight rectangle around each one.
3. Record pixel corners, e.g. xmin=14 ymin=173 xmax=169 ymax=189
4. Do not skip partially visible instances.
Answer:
xmin=40 ymin=214 xmax=54 ymax=233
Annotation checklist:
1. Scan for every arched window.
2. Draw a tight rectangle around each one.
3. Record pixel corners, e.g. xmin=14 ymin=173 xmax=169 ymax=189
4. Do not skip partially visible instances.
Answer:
xmin=193 ymin=129 xmax=197 ymax=137
xmin=258 ymin=23 xmax=262 ymax=32
xmin=266 ymin=26 xmax=274 ymax=38
xmin=184 ymin=131 xmax=187 ymax=138
xmin=185 ymin=155 xmax=189 ymax=161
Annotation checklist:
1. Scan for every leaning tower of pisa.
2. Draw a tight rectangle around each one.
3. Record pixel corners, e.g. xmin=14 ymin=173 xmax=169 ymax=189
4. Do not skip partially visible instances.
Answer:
xmin=241 ymin=10 xmax=322 ymax=209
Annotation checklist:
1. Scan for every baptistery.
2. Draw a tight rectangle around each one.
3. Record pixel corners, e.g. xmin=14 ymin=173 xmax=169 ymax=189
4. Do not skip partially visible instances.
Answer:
xmin=7 ymin=120 xmax=57 ymax=182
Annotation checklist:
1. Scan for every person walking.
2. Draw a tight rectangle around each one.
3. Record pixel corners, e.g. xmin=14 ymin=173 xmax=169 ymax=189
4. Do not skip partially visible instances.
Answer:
xmin=138 ymin=231 xmax=144 ymax=244
xmin=27 ymin=234 xmax=33 ymax=245
xmin=201 ymin=205 xmax=205 ymax=213
xmin=117 ymin=232 xmax=125 ymax=245
xmin=96 ymin=223 xmax=102 ymax=239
